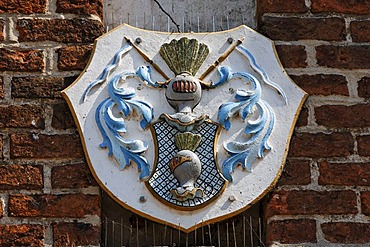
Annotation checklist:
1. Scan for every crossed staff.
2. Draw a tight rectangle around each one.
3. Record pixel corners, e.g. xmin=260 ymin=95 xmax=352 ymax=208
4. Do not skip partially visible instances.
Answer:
xmin=124 ymin=36 xmax=244 ymax=86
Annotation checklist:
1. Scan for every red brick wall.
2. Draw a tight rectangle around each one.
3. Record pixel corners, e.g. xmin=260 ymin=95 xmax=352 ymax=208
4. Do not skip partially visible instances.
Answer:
xmin=0 ymin=0 xmax=103 ymax=246
xmin=258 ymin=0 xmax=370 ymax=245
xmin=1 ymin=0 xmax=369 ymax=246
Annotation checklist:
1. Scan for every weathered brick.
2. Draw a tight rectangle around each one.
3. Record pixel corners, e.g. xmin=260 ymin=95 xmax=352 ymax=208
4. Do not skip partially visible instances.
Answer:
xmin=289 ymin=132 xmax=354 ymax=158
xmin=0 ymin=19 xmax=4 ymax=41
xmin=10 ymin=133 xmax=84 ymax=159
xmin=51 ymin=163 xmax=97 ymax=189
xmin=0 ymin=76 xmax=4 ymax=99
xmin=296 ymin=107 xmax=308 ymax=127
xmin=0 ymin=225 xmax=44 ymax=246
xmin=56 ymin=0 xmax=103 ymax=19
xmin=321 ymin=222 xmax=370 ymax=243
xmin=52 ymin=102 xmax=76 ymax=129
xmin=53 ymin=222 xmax=100 ymax=247
xmin=9 ymin=194 xmax=100 ymax=218
xmin=0 ymin=48 xmax=44 ymax=72
xmin=0 ymin=0 xmax=46 ymax=14
xmin=0 ymin=164 xmax=43 ymax=190
xmin=361 ymin=192 xmax=370 ymax=216
xmin=12 ymin=76 xmax=76 ymax=99
xmin=267 ymin=219 xmax=316 ymax=244
xmin=0 ymin=135 xmax=3 ymax=159
xmin=357 ymin=135 xmax=370 ymax=156
xmin=258 ymin=0 xmax=307 ymax=13
xmin=57 ymin=45 xmax=93 ymax=71
xmin=351 ymin=20 xmax=370 ymax=42
xmin=290 ymin=74 xmax=349 ymax=96
xmin=259 ymin=17 xmax=346 ymax=41
xmin=275 ymin=45 xmax=307 ymax=68
xmin=0 ymin=105 xmax=45 ymax=129
xmin=311 ymin=0 xmax=370 ymax=14
xmin=358 ymin=77 xmax=370 ymax=99
xmin=315 ymin=104 xmax=370 ymax=128
xmin=266 ymin=190 xmax=357 ymax=217
xmin=17 ymin=19 xmax=104 ymax=43
xmin=278 ymin=159 xmax=311 ymax=186
xmin=319 ymin=161 xmax=370 ymax=186
xmin=316 ymin=45 xmax=370 ymax=69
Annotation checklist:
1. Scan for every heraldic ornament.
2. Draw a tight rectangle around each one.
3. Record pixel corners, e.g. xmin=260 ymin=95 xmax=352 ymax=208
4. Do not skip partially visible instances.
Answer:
xmin=62 ymin=24 xmax=307 ymax=232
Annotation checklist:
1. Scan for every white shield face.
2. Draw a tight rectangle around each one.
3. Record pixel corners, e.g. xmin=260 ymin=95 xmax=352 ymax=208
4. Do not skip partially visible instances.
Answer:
xmin=62 ymin=24 xmax=306 ymax=232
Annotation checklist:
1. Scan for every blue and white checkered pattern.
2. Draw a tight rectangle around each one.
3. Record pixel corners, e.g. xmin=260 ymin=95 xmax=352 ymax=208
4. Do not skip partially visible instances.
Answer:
xmin=148 ymin=119 xmax=226 ymax=208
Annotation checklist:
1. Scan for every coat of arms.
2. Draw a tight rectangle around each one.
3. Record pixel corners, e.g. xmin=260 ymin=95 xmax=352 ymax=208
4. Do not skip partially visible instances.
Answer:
xmin=63 ymin=25 xmax=306 ymax=231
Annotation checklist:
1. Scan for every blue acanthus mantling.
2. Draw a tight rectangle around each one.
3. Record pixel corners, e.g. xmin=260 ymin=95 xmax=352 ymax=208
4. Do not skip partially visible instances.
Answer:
xmin=93 ymin=73 xmax=154 ymax=180
xmin=96 ymin=98 xmax=150 ymax=180
xmin=81 ymin=43 xmax=161 ymax=180
xmin=216 ymin=68 xmax=278 ymax=182
xmin=108 ymin=72 xmax=154 ymax=129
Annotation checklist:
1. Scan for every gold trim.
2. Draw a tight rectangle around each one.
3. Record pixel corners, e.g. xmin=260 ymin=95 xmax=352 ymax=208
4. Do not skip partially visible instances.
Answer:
xmin=145 ymin=117 xmax=228 ymax=211
xmin=169 ymin=156 xmax=192 ymax=172
xmin=61 ymin=23 xmax=309 ymax=233
xmin=171 ymin=187 xmax=205 ymax=201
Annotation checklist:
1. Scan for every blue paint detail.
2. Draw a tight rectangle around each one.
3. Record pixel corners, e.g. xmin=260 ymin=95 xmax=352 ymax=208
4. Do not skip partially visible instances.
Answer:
xmin=82 ymin=44 xmax=133 ymax=102
xmin=211 ymin=66 xmax=233 ymax=88
xmin=82 ymin=44 xmax=161 ymax=102
xmin=96 ymin=99 xmax=114 ymax=155
xmin=126 ymin=99 xmax=154 ymax=129
xmin=218 ymin=101 xmax=244 ymax=131
xmin=236 ymin=45 xmax=287 ymax=103
xmin=259 ymin=100 xmax=275 ymax=157
xmin=221 ymin=149 xmax=251 ymax=182
xmin=106 ymin=72 xmax=154 ymax=130
xmin=83 ymin=57 xmax=157 ymax=180
xmin=135 ymin=66 xmax=159 ymax=87
xmin=218 ymin=70 xmax=261 ymax=131
xmin=217 ymin=66 xmax=283 ymax=182
xmin=94 ymin=76 xmax=153 ymax=180
xmin=107 ymin=74 xmax=134 ymax=117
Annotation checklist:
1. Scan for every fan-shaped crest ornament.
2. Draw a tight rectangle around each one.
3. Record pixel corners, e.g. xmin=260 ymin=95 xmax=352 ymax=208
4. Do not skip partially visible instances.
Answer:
xmin=62 ymin=24 xmax=307 ymax=232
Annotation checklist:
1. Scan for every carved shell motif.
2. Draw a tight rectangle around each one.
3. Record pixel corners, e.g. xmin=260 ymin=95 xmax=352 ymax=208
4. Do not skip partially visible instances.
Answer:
xmin=159 ymin=37 xmax=209 ymax=76
xmin=175 ymin=132 xmax=202 ymax=151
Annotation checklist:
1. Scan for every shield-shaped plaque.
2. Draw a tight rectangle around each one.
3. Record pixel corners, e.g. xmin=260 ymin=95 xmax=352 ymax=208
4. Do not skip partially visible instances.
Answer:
xmin=62 ymin=24 xmax=307 ymax=232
